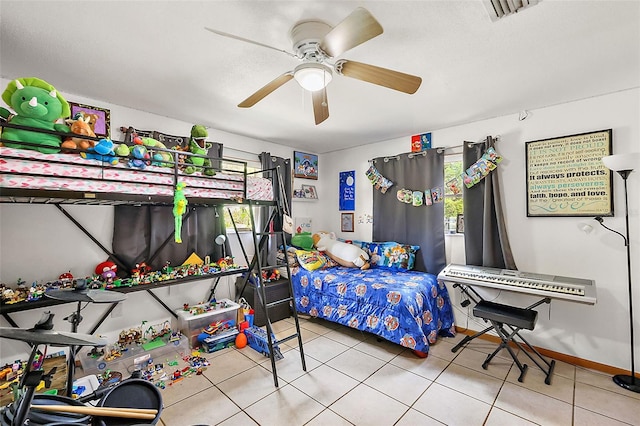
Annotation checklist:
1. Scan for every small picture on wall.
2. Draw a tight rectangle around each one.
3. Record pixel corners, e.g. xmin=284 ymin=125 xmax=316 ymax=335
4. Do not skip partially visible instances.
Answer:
xmin=294 ymin=151 xmax=318 ymax=180
xmin=69 ymin=102 xmax=111 ymax=138
xmin=341 ymin=212 xmax=354 ymax=232
xmin=301 ymin=184 xmax=318 ymax=199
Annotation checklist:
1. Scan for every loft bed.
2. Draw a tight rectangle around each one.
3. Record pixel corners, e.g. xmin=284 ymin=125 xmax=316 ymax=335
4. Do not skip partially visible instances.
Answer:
xmin=0 ymin=122 xmax=279 ymax=323
xmin=0 ymin=122 xmax=274 ymax=206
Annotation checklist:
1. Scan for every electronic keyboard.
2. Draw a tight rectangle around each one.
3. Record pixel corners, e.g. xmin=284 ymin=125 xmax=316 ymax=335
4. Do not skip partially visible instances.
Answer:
xmin=438 ymin=264 xmax=597 ymax=305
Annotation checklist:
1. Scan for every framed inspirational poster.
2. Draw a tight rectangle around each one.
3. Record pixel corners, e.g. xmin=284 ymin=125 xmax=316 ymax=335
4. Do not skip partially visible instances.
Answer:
xmin=525 ymin=129 xmax=613 ymax=217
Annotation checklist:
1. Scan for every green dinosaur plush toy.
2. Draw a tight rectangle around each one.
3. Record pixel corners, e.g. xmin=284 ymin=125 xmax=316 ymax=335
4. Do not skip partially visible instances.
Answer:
xmin=0 ymin=78 xmax=71 ymax=153
xmin=183 ymin=124 xmax=215 ymax=176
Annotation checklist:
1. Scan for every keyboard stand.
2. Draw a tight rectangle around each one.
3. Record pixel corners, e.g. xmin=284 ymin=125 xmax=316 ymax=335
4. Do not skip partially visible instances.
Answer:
xmin=452 ymin=283 xmax=555 ymax=384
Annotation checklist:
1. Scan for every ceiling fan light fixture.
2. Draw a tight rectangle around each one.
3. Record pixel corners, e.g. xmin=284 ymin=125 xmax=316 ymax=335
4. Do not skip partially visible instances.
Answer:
xmin=294 ymin=63 xmax=332 ymax=92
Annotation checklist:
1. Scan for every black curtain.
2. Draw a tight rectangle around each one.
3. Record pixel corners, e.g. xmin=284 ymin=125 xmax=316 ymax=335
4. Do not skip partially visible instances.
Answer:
xmin=112 ymin=206 xmax=229 ymax=274
xmin=463 ymin=136 xmax=516 ymax=269
xmin=112 ymin=141 xmax=229 ymax=274
xmin=372 ymin=149 xmax=446 ymax=274
xmin=258 ymin=152 xmax=292 ymax=266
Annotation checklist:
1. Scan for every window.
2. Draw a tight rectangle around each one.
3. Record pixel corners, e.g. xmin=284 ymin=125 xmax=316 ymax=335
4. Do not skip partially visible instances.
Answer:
xmin=223 ymin=161 xmax=260 ymax=232
xmin=444 ymin=158 xmax=464 ymax=233
xmin=224 ymin=205 xmax=253 ymax=231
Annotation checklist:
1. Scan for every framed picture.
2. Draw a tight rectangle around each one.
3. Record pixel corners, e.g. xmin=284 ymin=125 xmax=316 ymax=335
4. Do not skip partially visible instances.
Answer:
xmin=294 ymin=151 xmax=318 ymax=180
xmin=341 ymin=212 xmax=354 ymax=232
xmin=525 ymin=129 xmax=613 ymax=217
xmin=69 ymin=102 xmax=111 ymax=138
xmin=301 ymin=184 xmax=318 ymax=199
xmin=456 ymin=214 xmax=464 ymax=233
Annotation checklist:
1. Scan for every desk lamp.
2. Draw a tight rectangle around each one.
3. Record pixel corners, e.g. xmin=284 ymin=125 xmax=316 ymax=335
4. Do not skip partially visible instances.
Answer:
xmin=599 ymin=152 xmax=640 ymax=393
xmin=215 ymin=234 xmax=227 ymax=259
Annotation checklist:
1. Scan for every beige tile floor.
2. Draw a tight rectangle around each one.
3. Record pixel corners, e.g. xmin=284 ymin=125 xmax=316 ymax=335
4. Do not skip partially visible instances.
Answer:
xmin=152 ymin=316 xmax=639 ymax=426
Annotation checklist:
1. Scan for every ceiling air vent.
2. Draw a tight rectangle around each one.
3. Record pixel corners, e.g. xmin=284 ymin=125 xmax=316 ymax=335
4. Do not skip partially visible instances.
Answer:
xmin=483 ymin=0 xmax=541 ymax=21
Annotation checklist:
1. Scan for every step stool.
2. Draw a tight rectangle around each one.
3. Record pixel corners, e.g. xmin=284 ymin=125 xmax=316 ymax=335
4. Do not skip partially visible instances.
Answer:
xmin=473 ymin=300 xmax=555 ymax=384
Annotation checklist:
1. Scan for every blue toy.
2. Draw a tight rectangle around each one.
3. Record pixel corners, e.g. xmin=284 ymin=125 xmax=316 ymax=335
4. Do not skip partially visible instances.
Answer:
xmin=244 ymin=326 xmax=283 ymax=360
xmin=128 ymin=145 xmax=150 ymax=169
xmin=80 ymin=138 xmax=118 ymax=165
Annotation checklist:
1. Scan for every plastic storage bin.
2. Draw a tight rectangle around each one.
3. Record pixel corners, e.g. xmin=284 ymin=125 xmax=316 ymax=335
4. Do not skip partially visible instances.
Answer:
xmin=78 ymin=334 xmax=189 ymax=377
xmin=174 ymin=298 xmax=240 ymax=348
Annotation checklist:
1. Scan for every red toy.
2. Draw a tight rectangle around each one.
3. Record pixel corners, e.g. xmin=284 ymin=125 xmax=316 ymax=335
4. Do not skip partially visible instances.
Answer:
xmin=58 ymin=271 xmax=73 ymax=282
xmin=132 ymin=262 xmax=152 ymax=276
xmin=95 ymin=261 xmax=117 ymax=279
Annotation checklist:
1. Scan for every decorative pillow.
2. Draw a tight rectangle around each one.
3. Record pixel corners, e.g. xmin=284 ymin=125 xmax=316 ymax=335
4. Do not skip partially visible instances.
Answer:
xmin=295 ymin=250 xmax=339 ymax=270
xmin=336 ymin=239 xmax=419 ymax=270
xmin=295 ymin=250 xmax=327 ymax=271
xmin=376 ymin=241 xmax=420 ymax=271
xmin=366 ymin=242 xmax=420 ymax=271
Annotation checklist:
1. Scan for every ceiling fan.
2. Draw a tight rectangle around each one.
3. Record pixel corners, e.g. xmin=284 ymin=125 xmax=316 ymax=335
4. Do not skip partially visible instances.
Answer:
xmin=205 ymin=7 xmax=422 ymax=125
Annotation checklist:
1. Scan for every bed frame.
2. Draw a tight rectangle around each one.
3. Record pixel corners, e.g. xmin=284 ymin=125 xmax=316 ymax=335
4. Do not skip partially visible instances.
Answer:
xmin=0 ymin=120 xmax=277 ymax=323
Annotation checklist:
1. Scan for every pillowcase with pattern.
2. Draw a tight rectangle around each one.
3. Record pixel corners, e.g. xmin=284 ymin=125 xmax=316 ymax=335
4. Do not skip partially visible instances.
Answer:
xmin=295 ymin=250 xmax=339 ymax=271
xmin=366 ymin=242 xmax=420 ymax=271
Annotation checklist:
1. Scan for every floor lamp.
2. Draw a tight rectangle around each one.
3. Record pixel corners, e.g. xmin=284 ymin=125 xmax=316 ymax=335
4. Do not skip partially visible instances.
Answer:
xmin=600 ymin=152 xmax=640 ymax=393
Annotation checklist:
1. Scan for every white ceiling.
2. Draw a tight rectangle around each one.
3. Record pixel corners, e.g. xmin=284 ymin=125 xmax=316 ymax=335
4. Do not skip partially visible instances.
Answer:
xmin=1 ymin=1 xmax=638 ymax=154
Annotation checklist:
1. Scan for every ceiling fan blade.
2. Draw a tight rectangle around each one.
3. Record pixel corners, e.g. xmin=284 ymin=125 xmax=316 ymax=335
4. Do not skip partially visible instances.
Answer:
xmin=205 ymin=27 xmax=297 ymax=58
xmin=336 ymin=60 xmax=422 ymax=94
xmin=238 ymin=73 xmax=294 ymax=108
xmin=312 ymin=89 xmax=329 ymax=125
xmin=319 ymin=8 xmax=383 ymax=58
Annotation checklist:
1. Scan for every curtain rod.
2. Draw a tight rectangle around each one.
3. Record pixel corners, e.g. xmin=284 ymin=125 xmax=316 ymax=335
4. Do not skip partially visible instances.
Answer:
xmin=368 ymin=135 xmax=500 ymax=163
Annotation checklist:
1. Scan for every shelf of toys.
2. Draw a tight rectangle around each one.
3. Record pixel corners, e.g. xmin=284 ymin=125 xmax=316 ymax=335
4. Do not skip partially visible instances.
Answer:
xmin=0 ymin=262 xmax=248 ymax=316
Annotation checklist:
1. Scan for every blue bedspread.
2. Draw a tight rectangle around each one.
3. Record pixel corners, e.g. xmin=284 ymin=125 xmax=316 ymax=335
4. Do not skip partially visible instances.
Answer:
xmin=291 ymin=266 xmax=456 ymax=353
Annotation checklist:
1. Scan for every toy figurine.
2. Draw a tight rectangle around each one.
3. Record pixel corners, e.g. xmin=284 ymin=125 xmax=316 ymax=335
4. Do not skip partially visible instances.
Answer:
xmin=80 ymin=138 xmax=118 ymax=165
xmin=183 ymin=125 xmax=215 ymax=176
xmin=173 ymin=182 xmax=188 ymax=243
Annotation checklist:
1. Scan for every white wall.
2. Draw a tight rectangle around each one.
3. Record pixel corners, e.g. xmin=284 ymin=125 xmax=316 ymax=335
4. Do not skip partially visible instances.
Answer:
xmin=2 ymin=75 xmax=638 ymax=372
xmin=0 ymin=78 xmax=295 ymax=364
xmin=319 ymin=88 xmax=640 ymax=371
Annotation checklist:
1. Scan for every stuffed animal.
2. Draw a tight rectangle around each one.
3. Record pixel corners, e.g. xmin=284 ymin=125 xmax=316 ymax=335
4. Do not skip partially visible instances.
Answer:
xmin=312 ymin=231 xmax=370 ymax=270
xmin=173 ymin=182 xmax=188 ymax=243
xmin=128 ymin=145 xmax=150 ymax=169
xmin=114 ymin=143 xmax=130 ymax=157
xmin=0 ymin=78 xmax=71 ymax=153
xmin=80 ymin=138 xmax=118 ymax=165
xmin=95 ymin=261 xmax=117 ymax=281
xmin=61 ymin=112 xmax=96 ymax=152
xmin=140 ymin=137 xmax=173 ymax=167
xmin=291 ymin=232 xmax=314 ymax=250
xmin=184 ymin=125 xmax=215 ymax=176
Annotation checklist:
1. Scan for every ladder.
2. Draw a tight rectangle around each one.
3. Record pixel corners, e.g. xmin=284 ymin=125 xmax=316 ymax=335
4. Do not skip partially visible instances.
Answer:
xmin=237 ymin=166 xmax=306 ymax=387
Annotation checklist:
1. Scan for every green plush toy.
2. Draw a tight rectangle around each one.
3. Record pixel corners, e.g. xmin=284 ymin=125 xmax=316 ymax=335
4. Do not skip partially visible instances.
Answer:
xmin=140 ymin=137 xmax=173 ymax=167
xmin=173 ymin=182 xmax=188 ymax=243
xmin=0 ymin=78 xmax=71 ymax=153
xmin=184 ymin=125 xmax=215 ymax=176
